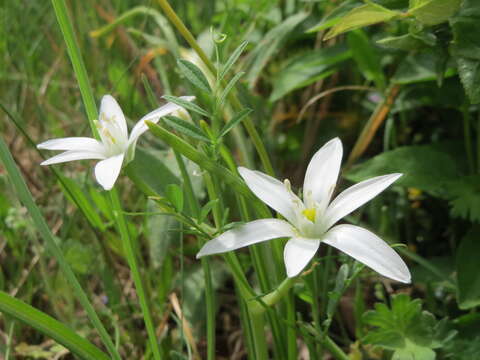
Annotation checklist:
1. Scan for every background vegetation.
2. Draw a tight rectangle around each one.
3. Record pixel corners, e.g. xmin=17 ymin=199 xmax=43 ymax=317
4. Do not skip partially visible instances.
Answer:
xmin=1 ymin=0 xmax=480 ymax=359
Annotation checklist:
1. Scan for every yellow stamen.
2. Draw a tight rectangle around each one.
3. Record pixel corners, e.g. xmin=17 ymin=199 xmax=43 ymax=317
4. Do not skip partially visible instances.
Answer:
xmin=302 ymin=208 xmax=316 ymax=222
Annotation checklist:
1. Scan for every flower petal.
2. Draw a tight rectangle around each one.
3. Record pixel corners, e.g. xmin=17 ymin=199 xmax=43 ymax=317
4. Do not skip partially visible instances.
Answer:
xmin=100 ymin=95 xmax=128 ymax=140
xmin=303 ymin=138 xmax=343 ymax=210
xmin=40 ymin=150 xmax=106 ymax=165
xmin=197 ymin=219 xmax=294 ymax=258
xmin=284 ymin=237 xmax=320 ymax=277
xmin=323 ymin=224 xmax=411 ymax=283
xmin=37 ymin=137 xmax=106 ymax=154
xmin=324 ymin=174 xmax=402 ymax=229
xmin=238 ymin=167 xmax=301 ymax=224
xmin=128 ymin=96 xmax=196 ymax=147
xmin=94 ymin=153 xmax=125 ymax=190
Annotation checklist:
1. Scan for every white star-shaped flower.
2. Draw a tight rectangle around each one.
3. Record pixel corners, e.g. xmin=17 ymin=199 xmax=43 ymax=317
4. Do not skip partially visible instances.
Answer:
xmin=197 ymin=138 xmax=410 ymax=282
xmin=37 ymin=95 xmax=194 ymax=190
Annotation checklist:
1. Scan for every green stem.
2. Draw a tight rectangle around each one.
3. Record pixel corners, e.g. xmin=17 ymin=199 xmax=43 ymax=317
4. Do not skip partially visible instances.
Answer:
xmin=201 ymin=258 xmax=216 ymax=360
xmin=50 ymin=0 xmax=98 ymax=135
xmin=249 ymin=308 xmax=269 ymax=359
xmin=156 ymin=0 xmax=275 ymax=176
xmin=0 ymin=138 xmax=121 ymax=360
xmin=462 ymin=100 xmax=474 ymax=174
xmin=321 ymin=336 xmax=349 ymax=360
xmin=109 ymin=189 xmax=162 ymax=360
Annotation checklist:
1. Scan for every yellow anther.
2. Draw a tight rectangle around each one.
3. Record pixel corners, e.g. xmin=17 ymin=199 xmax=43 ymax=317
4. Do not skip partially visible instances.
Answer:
xmin=302 ymin=208 xmax=316 ymax=222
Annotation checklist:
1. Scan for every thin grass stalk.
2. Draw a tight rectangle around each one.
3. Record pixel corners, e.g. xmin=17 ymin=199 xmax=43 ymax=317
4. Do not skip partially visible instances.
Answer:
xmin=0 ymin=138 xmax=121 ymax=360
xmin=109 ymin=189 xmax=162 ymax=360
xmin=50 ymin=0 xmax=98 ymax=136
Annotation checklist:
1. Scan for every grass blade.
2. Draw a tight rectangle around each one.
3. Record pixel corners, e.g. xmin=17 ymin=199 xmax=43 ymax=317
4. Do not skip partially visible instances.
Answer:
xmin=219 ymin=40 xmax=248 ymax=81
xmin=0 ymin=137 xmax=121 ymax=360
xmin=0 ymin=291 xmax=110 ymax=360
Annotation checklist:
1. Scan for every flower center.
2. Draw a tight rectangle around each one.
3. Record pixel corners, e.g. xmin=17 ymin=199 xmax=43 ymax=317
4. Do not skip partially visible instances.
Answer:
xmin=302 ymin=208 xmax=316 ymax=222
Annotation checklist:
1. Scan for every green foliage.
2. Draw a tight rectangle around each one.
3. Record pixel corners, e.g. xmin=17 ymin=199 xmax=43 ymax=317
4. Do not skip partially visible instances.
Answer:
xmin=269 ymin=44 xmax=351 ymax=101
xmin=177 ymin=59 xmax=212 ymax=93
xmin=409 ymin=0 xmax=462 ymax=26
xmin=456 ymin=227 xmax=480 ymax=309
xmin=363 ymin=294 xmax=457 ymax=358
xmin=324 ymin=2 xmax=400 ymax=40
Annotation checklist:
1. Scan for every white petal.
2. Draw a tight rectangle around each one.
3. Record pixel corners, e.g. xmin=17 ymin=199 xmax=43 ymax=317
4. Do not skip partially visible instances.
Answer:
xmin=94 ymin=153 xmax=125 ymax=190
xmin=99 ymin=95 xmax=128 ymax=140
xmin=40 ymin=150 xmax=106 ymax=165
xmin=238 ymin=167 xmax=301 ymax=224
xmin=284 ymin=237 xmax=320 ymax=277
xmin=303 ymin=138 xmax=343 ymax=210
xmin=324 ymin=174 xmax=402 ymax=229
xmin=37 ymin=137 xmax=106 ymax=154
xmin=196 ymin=219 xmax=294 ymax=258
xmin=323 ymin=224 xmax=411 ymax=283
xmin=128 ymin=96 xmax=196 ymax=147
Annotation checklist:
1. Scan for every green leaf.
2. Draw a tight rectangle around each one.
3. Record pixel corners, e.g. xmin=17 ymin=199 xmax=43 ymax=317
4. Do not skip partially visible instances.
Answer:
xmin=269 ymin=44 xmax=351 ymax=101
xmin=246 ymin=12 xmax=308 ymax=87
xmin=449 ymin=0 xmax=480 ymax=103
xmin=377 ymin=34 xmax=426 ymax=51
xmin=219 ymin=108 xmax=253 ymax=138
xmin=163 ymin=115 xmax=211 ymax=142
xmin=455 ymin=56 xmax=480 ymax=104
xmin=199 ymin=199 xmax=219 ymax=223
xmin=345 ymin=143 xmax=464 ymax=194
xmin=456 ymin=226 xmax=480 ymax=309
xmin=125 ymin=147 xmax=179 ymax=197
xmin=392 ymin=50 xmax=456 ymax=84
xmin=0 ymin=291 xmax=109 ymax=360
xmin=219 ymin=40 xmax=248 ymax=81
xmin=307 ymin=1 xmax=363 ymax=33
xmin=218 ymin=71 xmax=245 ymax=108
xmin=410 ymin=0 xmax=462 ymax=25
xmin=324 ymin=2 xmax=400 ymax=40
xmin=162 ymin=95 xmax=210 ymax=117
xmin=177 ymin=59 xmax=211 ymax=92
xmin=445 ymin=175 xmax=480 ymax=222
xmin=347 ymin=30 xmax=385 ymax=89
xmin=165 ymin=184 xmax=184 ymax=212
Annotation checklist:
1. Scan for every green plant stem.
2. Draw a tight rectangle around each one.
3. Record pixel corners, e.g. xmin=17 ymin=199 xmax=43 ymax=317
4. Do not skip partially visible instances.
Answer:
xmin=462 ymin=100 xmax=475 ymax=173
xmin=156 ymin=0 xmax=275 ymax=176
xmin=0 ymin=138 xmax=120 ymax=360
xmin=50 ymin=0 xmax=98 ymax=135
xmin=321 ymin=336 xmax=349 ymax=360
xmin=109 ymin=189 xmax=162 ymax=360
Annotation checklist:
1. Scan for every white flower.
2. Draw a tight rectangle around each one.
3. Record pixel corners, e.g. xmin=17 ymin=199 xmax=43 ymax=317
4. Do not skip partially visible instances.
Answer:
xmin=197 ymin=138 xmax=411 ymax=283
xmin=37 ymin=95 xmax=194 ymax=190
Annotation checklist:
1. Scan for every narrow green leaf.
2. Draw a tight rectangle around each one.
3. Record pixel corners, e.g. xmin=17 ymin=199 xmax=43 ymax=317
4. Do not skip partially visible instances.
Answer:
xmin=163 ymin=95 xmax=210 ymax=117
xmin=199 ymin=199 xmax=219 ymax=223
xmin=177 ymin=59 xmax=211 ymax=92
xmin=219 ymin=41 xmax=248 ymax=81
xmin=218 ymin=72 xmax=245 ymax=108
xmin=324 ymin=3 xmax=400 ymax=40
xmin=165 ymin=184 xmax=184 ymax=212
xmin=163 ymin=115 xmax=211 ymax=142
xmin=145 ymin=121 xmax=256 ymax=201
xmin=0 ymin=292 xmax=109 ymax=360
xmin=219 ymin=108 xmax=253 ymax=138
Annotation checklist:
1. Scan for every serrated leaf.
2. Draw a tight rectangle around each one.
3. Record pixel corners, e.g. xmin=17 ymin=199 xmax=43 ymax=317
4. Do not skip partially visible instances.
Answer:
xmin=219 ymin=108 xmax=252 ymax=138
xmin=218 ymin=72 xmax=244 ymax=108
xmin=219 ymin=41 xmax=248 ymax=81
xmin=177 ymin=59 xmax=211 ymax=92
xmin=410 ymin=0 xmax=462 ymax=26
xmin=457 ymin=226 xmax=480 ymax=309
xmin=163 ymin=115 xmax=210 ymax=142
xmin=455 ymin=56 xmax=480 ymax=104
xmin=445 ymin=175 xmax=480 ymax=222
xmin=165 ymin=184 xmax=184 ymax=212
xmin=270 ymin=44 xmax=351 ymax=101
xmin=324 ymin=3 xmax=400 ymax=40
xmin=162 ymin=95 xmax=210 ymax=117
